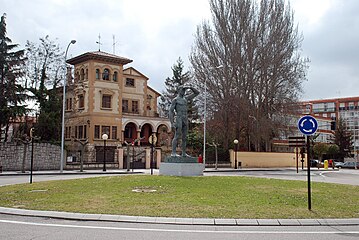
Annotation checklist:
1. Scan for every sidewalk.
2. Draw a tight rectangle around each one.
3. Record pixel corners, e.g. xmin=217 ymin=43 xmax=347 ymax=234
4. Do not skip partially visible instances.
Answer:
xmin=0 ymin=169 xmax=144 ymax=176
xmin=0 ymin=206 xmax=358 ymax=226
xmin=0 ymin=167 xmax=344 ymax=176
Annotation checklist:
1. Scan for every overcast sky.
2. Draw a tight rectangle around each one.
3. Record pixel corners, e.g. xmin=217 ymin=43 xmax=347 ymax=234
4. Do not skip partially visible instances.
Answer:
xmin=2 ymin=0 xmax=359 ymax=101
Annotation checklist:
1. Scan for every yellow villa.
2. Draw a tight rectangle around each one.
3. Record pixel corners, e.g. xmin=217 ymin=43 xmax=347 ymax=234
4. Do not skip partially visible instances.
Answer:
xmin=64 ymin=51 xmax=170 ymax=169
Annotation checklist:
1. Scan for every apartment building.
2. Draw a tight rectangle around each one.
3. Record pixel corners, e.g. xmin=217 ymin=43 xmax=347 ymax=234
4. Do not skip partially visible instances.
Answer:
xmin=64 ymin=51 xmax=170 ymax=168
xmin=303 ymin=96 xmax=359 ymax=151
xmin=274 ymin=96 xmax=359 ymax=152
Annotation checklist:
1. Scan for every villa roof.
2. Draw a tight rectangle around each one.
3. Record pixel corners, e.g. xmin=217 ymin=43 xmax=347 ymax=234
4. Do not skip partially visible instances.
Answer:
xmin=67 ymin=51 xmax=133 ymax=65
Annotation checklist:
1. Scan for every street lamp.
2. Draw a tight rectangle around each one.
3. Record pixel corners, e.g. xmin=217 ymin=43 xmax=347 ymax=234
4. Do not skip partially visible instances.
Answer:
xmin=60 ymin=39 xmax=76 ymax=173
xmin=234 ymin=139 xmax=239 ymax=169
xmin=102 ymin=133 xmax=108 ymax=171
xmin=204 ymin=65 xmax=223 ymax=167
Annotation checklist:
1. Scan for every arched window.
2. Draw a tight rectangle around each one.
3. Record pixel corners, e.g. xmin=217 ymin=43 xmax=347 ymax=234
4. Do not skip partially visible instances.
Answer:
xmin=75 ymin=71 xmax=80 ymax=82
xmin=124 ymin=123 xmax=136 ymax=140
xmin=85 ymin=69 xmax=88 ymax=79
xmin=80 ymin=69 xmax=85 ymax=81
xmin=102 ymin=68 xmax=110 ymax=80
xmin=96 ymin=69 xmax=100 ymax=79
xmin=113 ymin=71 xmax=118 ymax=82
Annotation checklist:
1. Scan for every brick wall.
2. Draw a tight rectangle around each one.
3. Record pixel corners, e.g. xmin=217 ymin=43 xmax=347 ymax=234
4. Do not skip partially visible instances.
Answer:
xmin=0 ymin=143 xmax=61 ymax=171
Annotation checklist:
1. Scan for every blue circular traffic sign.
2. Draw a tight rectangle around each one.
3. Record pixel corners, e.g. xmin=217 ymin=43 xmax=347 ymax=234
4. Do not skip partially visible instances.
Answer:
xmin=298 ymin=115 xmax=318 ymax=135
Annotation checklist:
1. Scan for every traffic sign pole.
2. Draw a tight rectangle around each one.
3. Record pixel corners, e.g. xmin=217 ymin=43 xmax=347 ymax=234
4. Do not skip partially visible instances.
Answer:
xmin=307 ymin=135 xmax=311 ymax=211
xmin=298 ymin=115 xmax=317 ymax=211
xmin=296 ymin=147 xmax=299 ymax=173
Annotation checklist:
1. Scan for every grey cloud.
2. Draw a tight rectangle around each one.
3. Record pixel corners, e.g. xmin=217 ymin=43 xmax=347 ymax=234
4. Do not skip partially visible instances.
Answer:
xmin=301 ymin=0 xmax=359 ymax=100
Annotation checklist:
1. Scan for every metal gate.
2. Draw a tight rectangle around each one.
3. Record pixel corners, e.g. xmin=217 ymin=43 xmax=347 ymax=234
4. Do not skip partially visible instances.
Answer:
xmin=205 ymin=147 xmax=231 ymax=168
xmin=123 ymin=146 xmax=146 ymax=169
xmin=95 ymin=146 xmax=116 ymax=163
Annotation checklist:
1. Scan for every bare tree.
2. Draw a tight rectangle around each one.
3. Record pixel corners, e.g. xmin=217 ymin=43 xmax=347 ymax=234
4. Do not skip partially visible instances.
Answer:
xmin=190 ymin=0 xmax=309 ymax=150
xmin=24 ymin=36 xmax=65 ymax=142
xmin=25 ymin=35 xmax=64 ymax=108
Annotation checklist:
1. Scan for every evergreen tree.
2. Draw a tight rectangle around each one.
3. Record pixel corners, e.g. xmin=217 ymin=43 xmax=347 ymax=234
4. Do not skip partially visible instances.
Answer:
xmin=35 ymin=89 xmax=62 ymax=142
xmin=0 ymin=13 xmax=26 ymax=142
xmin=159 ymin=57 xmax=199 ymax=128
xmin=334 ymin=118 xmax=353 ymax=160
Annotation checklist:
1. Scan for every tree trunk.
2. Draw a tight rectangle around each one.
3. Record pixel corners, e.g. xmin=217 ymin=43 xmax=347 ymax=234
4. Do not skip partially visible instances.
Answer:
xmin=22 ymin=144 xmax=28 ymax=173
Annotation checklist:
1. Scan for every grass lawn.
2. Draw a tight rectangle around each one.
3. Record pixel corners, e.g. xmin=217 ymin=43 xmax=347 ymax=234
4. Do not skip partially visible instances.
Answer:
xmin=0 ymin=175 xmax=358 ymax=219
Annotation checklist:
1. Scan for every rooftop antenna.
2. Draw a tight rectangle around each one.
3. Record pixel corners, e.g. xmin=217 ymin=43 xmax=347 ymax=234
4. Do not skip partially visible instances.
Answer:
xmin=112 ymin=35 xmax=118 ymax=54
xmin=96 ymin=33 xmax=102 ymax=51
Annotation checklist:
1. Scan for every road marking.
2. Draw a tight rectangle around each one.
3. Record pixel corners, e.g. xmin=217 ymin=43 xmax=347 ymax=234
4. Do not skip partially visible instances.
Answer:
xmin=0 ymin=219 xmax=358 ymax=234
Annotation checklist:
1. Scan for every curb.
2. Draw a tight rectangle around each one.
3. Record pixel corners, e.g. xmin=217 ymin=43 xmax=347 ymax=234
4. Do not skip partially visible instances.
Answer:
xmin=0 ymin=207 xmax=358 ymax=227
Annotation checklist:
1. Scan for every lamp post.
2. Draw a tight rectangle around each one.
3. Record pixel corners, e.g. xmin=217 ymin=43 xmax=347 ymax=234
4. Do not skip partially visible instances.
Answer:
xmin=204 ymin=65 xmax=223 ymax=167
xmin=30 ymin=128 xmax=34 ymax=184
xmin=60 ymin=40 xmax=76 ymax=173
xmin=234 ymin=139 xmax=239 ymax=169
xmin=102 ymin=133 xmax=108 ymax=171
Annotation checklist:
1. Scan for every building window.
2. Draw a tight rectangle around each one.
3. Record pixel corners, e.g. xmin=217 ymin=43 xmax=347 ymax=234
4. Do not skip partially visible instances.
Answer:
xmin=84 ymin=125 xmax=87 ymax=139
xmin=80 ymin=69 xmax=85 ymax=81
xmin=75 ymin=126 xmax=78 ymax=138
xmin=94 ymin=125 xmax=116 ymax=139
xmin=125 ymin=78 xmax=135 ymax=87
xmin=85 ymin=69 xmax=88 ymax=79
xmin=75 ymin=125 xmax=87 ymax=139
xmin=66 ymin=98 xmax=72 ymax=111
xmin=122 ymin=99 xmax=129 ymax=113
xmin=349 ymin=102 xmax=354 ymax=110
xmin=96 ymin=69 xmax=100 ymax=79
xmin=78 ymin=125 xmax=84 ymax=139
xmin=75 ymin=72 xmax=80 ymax=82
xmin=78 ymin=94 xmax=84 ymax=109
xmin=132 ymin=100 xmax=139 ymax=113
xmin=339 ymin=102 xmax=345 ymax=111
xmin=113 ymin=71 xmax=118 ymax=82
xmin=102 ymin=68 xmax=110 ymax=80
xmin=65 ymin=126 xmax=72 ymax=139
xmin=124 ymin=125 xmax=133 ymax=139
xmin=102 ymin=126 xmax=110 ymax=136
xmin=102 ymin=95 xmax=112 ymax=109
xmin=112 ymin=126 xmax=117 ymax=140
xmin=94 ymin=125 xmax=100 ymax=139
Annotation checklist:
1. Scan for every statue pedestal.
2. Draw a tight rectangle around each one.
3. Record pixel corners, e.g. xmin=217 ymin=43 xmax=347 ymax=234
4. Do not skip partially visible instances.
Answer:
xmin=159 ymin=156 xmax=204 ymax=176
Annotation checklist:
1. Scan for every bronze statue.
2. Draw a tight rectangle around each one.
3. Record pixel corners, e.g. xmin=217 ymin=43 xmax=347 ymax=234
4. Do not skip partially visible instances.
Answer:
xmin=169 ymin=85 xmax=199 ymax=156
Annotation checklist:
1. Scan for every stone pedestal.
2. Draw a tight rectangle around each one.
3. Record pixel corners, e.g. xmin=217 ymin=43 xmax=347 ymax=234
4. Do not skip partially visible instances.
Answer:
xmin=159 ymin=155 xmax=204 ymax=176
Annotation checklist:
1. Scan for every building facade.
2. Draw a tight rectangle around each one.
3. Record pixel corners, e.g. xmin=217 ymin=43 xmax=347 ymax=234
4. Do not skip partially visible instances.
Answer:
xmin=274 ymin=96 xmax=359 ymax=153
xmin=302 ymin=96 xmax=359 ymax=151
xmin=65 ymin=51 xmax=170 ymax=168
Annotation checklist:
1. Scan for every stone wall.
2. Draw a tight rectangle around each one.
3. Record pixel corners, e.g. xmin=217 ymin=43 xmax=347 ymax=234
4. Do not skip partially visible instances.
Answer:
xmin=0 ymin=142 xmax=61 ymax=171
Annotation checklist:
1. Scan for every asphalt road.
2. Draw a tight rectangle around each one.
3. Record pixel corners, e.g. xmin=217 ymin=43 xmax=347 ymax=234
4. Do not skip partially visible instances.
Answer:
xmin=206 ymin=168 xmax=359 ymax=185
xmin=1 ymin=168 xmax=358 ymax=186
xmin=0 ymin=214 xmax=358 ymax=240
